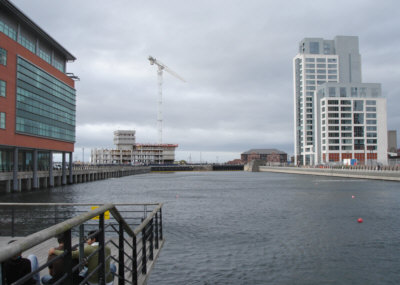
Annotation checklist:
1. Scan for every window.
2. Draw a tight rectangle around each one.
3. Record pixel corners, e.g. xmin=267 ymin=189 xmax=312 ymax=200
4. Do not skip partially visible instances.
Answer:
xmin=328 ymin=100 xmax=338 ymax=105
xmin=342 ymin=133 xmax=352 ymax=137
xmin=366 ymin=100 xmax=376 ymax=105
xmin=353 ymin=113 xmax=364 ymax=124
xmin=0 ymin=47 xmax=7 ymax=66
xmin=306 ymin=64 xmax=315 ymax=68
xmin=354 ymin=100 xmax=363 ymax=111
xmin=328 ymin=132 xmax=339 ymax=137
xmin=366 ymin=107 xmax=376 ymax=112
xmin=328 ymin=70 xmax=337 ymax=74
xmin=329 ymin=146 xmax=339 ymax=150
xmin=329 ymin=139 xmax=339 ymax=144
xmin=340 ymin=88 xmax=347 ymax=97
xmin=367 ymin=120 xmax=377 ymax=125
xmin=367 ymin=139 xmax=377 ymax=144
xmin=317 ymin=58 xmax=326 ymax=62
xmin=0 ymin=20 xmax=17 ymax=40
xmin=18 ymin=35 xmax=36 ymax=53
xmin=306 ymin=58 xmax=315 ymax=62
xmin=0 ymin=112 xmax=5 ymax=129
xmin=317 ymin=69 xmax=326 ymax=74
xmin=329 ymin=87 xmax=336 ymax=97
xmin=367 ymin=133 xmax=377 ymax=138
xmin=341 ymin=113 xmax=351 ymax=118
xmin=310 ymin=42 xmax=320 ymax=54
xmin=342 ymin=126 xmax=351 ymax=131
xmin=328 ymin=113 xmax=339 ymax=118
xmin=341 ymin=100 xmax=351 ymax=105
xmin=367 ymin=126 xmax=377 ymax=131
xmin=342 ymin=146 xmax=352 ymax=150
xmin=366 ymin=113 xmax=376 ymax=118
xmin=341 ymin=120 xmax=352 ymax=124
xmin=328 ymin=126 xmax=339 ymax=131
xmin=342 ymin=139 xmax=352 ymax=144
xmin=354 ymin=139 xmax=364 ymax=150
xmin=341 ymin=106 xmax=351 ymax=112
xmin=354 ymin=126 xmax=364 ymax=137
xmin=317 ymin=64 xmax=326 ymax=68
xmin=328 ymin=120 xmax=339 ymax=124
xmin=0 ymin=80 xmax=5 ymax=97
xmin=328 ymin=64 xmax=337 ymax=68
xmin=328 ymin=58 xmax=337 ymax=63
xmin=328 ymin=106 xmax=339 ymax=111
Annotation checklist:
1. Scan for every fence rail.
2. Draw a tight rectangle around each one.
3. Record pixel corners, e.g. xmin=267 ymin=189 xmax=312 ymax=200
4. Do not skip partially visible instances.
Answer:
xmin=0 ymin=203 xmax=164 ymax=285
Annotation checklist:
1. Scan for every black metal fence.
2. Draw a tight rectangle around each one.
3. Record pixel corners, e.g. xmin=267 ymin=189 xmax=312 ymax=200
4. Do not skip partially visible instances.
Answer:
xmin=0 ymin=203 xmax=164 ymax=285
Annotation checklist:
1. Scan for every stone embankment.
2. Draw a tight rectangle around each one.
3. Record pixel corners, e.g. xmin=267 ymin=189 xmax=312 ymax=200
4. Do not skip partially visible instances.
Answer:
xmin=258 ymin=166 xmax=400 ymax=182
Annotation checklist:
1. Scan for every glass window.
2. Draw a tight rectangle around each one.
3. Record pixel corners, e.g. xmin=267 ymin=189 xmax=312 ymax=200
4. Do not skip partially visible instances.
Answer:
xmin=310 ymin=42 xmax=320 ymax=54
xmin=353 ymin=100 xmax=363 ymax=111
xmin=306 ymin=80 xmax=315 ymax=85
xmin=0 ymin=47 xmax=7 ymax=66
xmin=354 ymin=139 xmax=364 ymax=150
xmin=340 ymin=87 xmax=347 ymax=97
xmin=353 ymin=113 xmax=364 ymax=124
xmin=367 ymin=139 xmax=377 ymax=144
xmin=367 ymin=126 xmax=377 ymax=131
xmin=328 ymin=106 xmax=339 ymax=111
xmin=342 ymin=126 xmax=352 ymax=131
xmin=341 ymin=113 xmax=351 ymax=118
xmin=0 ymin=112 xmax=5 ymax=129
xmin=18 ymin=35 xmax=36 ymax=54
xmin=306 ymin=64 xmax=315 ymax=68
xmin=328 ymin=70 xmax=337 ymax=74
xmin=367 ymin=120 xmax=377 ymax=125
xmin=328 ymin=126 xmax=339 ymax=131
xmin=366 ymin=107 xmax=376 ymax=112
xmin=341 ymin=100 xmax=351 ymax=105
xmin=354 ymin=126 xmax=364 ymax=137
xmin=342 ymin=139 xmax=352 ymax=144
xmin=342 ymin=146 xmax=352 ymax=150
xmin=329 ymin=139 xmax=339 ymax=144
xmin=341 ymin=120 xmax=352 ymax=124
xmin=329 ymin=146 xmax=339 ymax=150
xmin=366 ymin=113 xmax=376 ymax=118
xmin=328 ymin=75 xmax=337 ymax=80
xmin=329 ymin=87 xmax=336 ymax=97
xmin=328 ymin=113 xmax=339 ymax=118
xmin=0 ymin=80 xmax=5 ymax=97
xmin=317 ymin=69 xmax=326 ymax=74
xmin=328 ymin=64 xmax=337 ymax=68
xmin=366 ymin=100 xmax=376 ymax=105
xmin=328 ymin=100 xmax=338 ymax=105
xmin=305 ymin=69 xmax=315 ymax=73
xmin=328 ymin=58 xmax=337 ymax=63
xmin=0 ymin=20 xmax=17 ymax=40
xmin=317 ymin=58 xmax=326 ymax=62
xmin=342 ymin=132 xmax=352 ymax=137
xmin=305 ymin=58 xmax=314 ymax=62
xmin=317 ymin=64 xmax=326 ymax=68
xmin=328 ymin=120 xmax=339 ymax=125
xmin=39 ymin=49 xmax=51 ymax=64
xmin=367 ymin=132 xmax=377 ymax=138
xmin=341 ymin=106 xmax=351 ymax=112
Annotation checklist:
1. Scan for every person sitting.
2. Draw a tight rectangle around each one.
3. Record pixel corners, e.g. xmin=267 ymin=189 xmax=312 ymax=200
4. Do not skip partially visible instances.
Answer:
xmin=2 ymin=240 xmax=39 ymax=285
xmin=41 ymin=235 xmax=84 ymax=285
xmin=49 ymin=230 xmax=115 ymax=285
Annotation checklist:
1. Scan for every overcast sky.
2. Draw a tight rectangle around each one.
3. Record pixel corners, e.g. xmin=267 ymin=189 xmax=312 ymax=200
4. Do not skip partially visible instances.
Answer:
xmin=12 ymin=0 xmax=400 ymax=162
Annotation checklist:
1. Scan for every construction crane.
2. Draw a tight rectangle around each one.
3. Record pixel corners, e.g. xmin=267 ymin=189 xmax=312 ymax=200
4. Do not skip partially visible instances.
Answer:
xmin=148 ymin=56 xmax=185 ymax=144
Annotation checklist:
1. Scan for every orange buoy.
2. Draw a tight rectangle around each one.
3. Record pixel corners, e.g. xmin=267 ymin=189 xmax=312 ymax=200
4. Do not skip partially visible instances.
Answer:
xmin=357 ymin=218 xmax=363 ymax=223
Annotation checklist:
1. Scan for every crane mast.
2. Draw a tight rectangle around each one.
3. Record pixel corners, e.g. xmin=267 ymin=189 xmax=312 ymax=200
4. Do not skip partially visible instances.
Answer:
xmin=148 ymin=56 xmax=185 ymax=144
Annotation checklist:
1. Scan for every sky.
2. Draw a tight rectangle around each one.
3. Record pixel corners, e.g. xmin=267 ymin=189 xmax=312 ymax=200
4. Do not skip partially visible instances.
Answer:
xmin=11 ymin=0 xmax=400 ymax=163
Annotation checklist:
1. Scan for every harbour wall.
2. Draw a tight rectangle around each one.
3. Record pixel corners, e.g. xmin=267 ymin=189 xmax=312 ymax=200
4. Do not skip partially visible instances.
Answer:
xmin=259 ymin=166 xmax=400 ymax=182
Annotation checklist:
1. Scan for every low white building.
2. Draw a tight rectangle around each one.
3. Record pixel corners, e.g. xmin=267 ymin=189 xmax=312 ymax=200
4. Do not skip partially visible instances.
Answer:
xmin=91 ymin=130 xmax=178 ymax=165
xmin=315 ymin=83 xmax=387 ymax=165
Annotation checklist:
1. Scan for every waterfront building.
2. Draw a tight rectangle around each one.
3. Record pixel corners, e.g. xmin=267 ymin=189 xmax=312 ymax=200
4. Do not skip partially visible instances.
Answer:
xmin=388 ymin=130 xmax=397 ymax=154
xmin=293 ymin=36 xmax=387 ymax=165
xmin=91 ymin=130 xmax=178 ymax=165
xmin=241 ymin=149 xmax=287 ymax=164
xmin=0 ymin=0 xmax=77 ymax=190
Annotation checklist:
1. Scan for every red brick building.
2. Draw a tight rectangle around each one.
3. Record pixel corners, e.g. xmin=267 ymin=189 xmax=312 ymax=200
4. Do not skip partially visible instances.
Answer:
xmin=241 ymin=149 xmax=287 ymax=164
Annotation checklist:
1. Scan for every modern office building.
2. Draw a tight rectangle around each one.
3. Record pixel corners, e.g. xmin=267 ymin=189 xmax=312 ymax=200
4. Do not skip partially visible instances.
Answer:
xmin=91 ymin=130 xmax=178 ymax=165
xmin=0 ymin=0 xmax=77 ymax=190
xmin=293 ymin=36 xmax=387 ymax=165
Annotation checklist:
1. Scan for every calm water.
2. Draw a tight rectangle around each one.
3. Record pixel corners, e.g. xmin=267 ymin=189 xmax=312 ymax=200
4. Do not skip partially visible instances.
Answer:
xmin=2 ymin=171 xmax=400 ymax=284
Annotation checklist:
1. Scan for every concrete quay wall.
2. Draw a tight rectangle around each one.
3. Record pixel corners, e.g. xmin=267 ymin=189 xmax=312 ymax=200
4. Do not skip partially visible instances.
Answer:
xmin=259 ymin=166 xmax=400 ymax=182
xmin=0 ymin=166 xmax=151 ymax=193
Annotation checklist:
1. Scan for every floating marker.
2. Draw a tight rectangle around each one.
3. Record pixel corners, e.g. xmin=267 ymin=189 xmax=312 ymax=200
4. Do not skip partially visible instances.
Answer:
xmin=357 ymin=218 xmax=363 ymax=223
xmin=352 ymin=195 xmax=355 ymax=199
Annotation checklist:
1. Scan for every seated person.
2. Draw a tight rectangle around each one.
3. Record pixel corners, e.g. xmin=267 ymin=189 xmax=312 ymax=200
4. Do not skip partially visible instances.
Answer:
xmin=49 ymin=230 xmax=115 ymax=285
xmin=42 ymin=235 xmax=84 ymax=285
xmin=2 ymin=240 xmax=39 ymax=285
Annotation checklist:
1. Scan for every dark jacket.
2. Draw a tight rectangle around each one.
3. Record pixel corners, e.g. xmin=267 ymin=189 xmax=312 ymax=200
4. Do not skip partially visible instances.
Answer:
xmin=2 ymin=257 xmax=36 ymax=285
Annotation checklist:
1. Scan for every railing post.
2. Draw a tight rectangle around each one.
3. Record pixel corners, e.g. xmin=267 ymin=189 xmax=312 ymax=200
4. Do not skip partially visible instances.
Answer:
xmin=141 ymin=225 xmax=147 ymax=274
xmin=63 ymin=229 xmax=74 ymax=284
xmin=132 ymin=235 xmax=138 ymax=285
xmin=79 ymin=224 xmax=85 ymax=271
xmin=11 ymin=206 xmax=15 ymax=237
xmin=155 ymin=212 xmax=159 ymax=249
xmin=159 ymin=207 xmax=163 ymax=240
xmin=98 ymin=214 xmax=106 ymax=285
xmin=149 ymin=218 xmax=154 ymax=261
xmin=118 ymin=220 xmax=125 ymax=285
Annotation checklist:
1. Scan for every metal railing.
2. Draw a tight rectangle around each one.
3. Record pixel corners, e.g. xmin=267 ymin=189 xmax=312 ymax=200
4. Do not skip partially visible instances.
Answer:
xmin=0 ymin=203 xmax=164 ymax=285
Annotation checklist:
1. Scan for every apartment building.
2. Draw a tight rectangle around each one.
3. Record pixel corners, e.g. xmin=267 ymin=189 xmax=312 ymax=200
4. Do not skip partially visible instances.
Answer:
xmin=293 ymin=36 xmax=387 ymax=165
